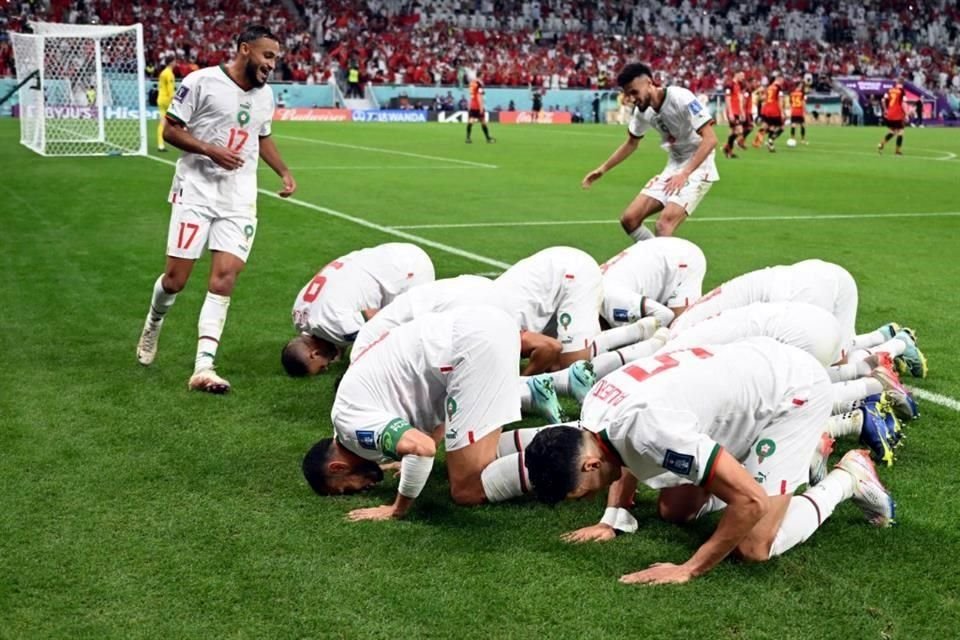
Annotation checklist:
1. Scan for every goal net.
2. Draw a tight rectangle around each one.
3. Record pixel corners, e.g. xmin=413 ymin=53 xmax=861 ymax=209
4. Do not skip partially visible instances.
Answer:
xmin=10 ymin=22 xmax=147 ymax=156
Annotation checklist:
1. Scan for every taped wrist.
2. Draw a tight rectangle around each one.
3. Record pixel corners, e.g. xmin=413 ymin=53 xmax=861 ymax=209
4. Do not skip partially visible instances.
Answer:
xmin=397 ymin=455 xmax=435 ymax=499
xmin=600 ymin=507 xmax=638 ymax=534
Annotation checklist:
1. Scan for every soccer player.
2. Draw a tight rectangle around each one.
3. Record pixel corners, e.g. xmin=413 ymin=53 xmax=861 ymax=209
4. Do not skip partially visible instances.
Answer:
xmin=532 ymin=87 xmax=543 ymax=122
xmin=600 ymin=236 xmax=707 ymax=329
xmin=524 ymin=339 xmax=896 ymax=585
xmin=878 ymin=80 xmax=907 ymax=156
xmin=758 ymin=76 xmax=785 ymax=152
xmin=156 ymin=57 xmax=176 ymax=152
xmin=723 ymin=71 xmax=747 ymax=158
xmin=671 ymin=260 xmax=928 ymax=378
xmin=466 ymin=73 xmax=494 ymax=143
xmin=135 ymin=25 xmax=296 ymax=393
xmin=581 ymin=62 xmax=719 ymax=240
xmin=282 ymin=243 xmax=435 ymax=376
xmin=302 ymin=306 xmax=539 ymax=519
xmin=788 ymin=83 xmax=807 ymax=145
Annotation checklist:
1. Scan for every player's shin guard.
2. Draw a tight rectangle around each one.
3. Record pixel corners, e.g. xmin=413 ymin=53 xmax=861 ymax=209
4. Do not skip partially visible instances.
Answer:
xmin=832 ymin=378 xmax=883 ymax=413
xmin=589 ymin=318 xmax=659 ymax=356
xmin=827 ymin=360 xmax=872 ymax=383
xmin=148 ymin=274 xmax=177 ymax=325
xmin=884 ymin=132 xmax=895 ymax=143
xmin=195 ymin=292 xmax=230 ymax=372
xmin=768 ymin=471 xmax=853 ymax=558
xmin=896 ymin=135 xmax=903 ymax=149
xmin=481 ymin=123 xmax=492 ymax=140
xmin=481 ymin=453 xmax=531 ymax=502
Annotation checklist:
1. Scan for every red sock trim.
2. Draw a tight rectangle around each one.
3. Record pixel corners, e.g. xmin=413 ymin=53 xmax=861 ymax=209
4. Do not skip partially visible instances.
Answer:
xmin=518 ymin=449 xmax=529 ymax=493
xmin=798 ymin=494 xmax=822 ymax=525
xmin=199 ymin=336 xmax=220 ymax=345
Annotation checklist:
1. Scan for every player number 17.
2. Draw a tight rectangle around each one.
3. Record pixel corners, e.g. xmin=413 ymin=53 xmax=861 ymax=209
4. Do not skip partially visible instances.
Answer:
xmin=227 ymin=128 xmax=249 ymax=153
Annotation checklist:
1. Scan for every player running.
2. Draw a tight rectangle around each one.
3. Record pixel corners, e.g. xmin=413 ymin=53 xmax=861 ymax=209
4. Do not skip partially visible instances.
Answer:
xmin=722 ymin=71 xmax=747 ymax=158
xmin=156 ymin=57 xmax=176 ymax=152
xmin=788 ymin=83 xmax=808 ymax=145
xmin=302 ymin=306 xmax=541 ymax=519
xmin=581 ymin=62 xmax=719 ymax=240
xmin=524 ymin=339 xmax=896 ymax=585
xmin=878 ymin=80 xmax=907 ymax=156
xmin=282 ymin=243 xmax=435 ymax=376
xmin=135 ymin=25 xmax=296 ymax=393
xmin=466 ymin=73 xmax=494 ymax=144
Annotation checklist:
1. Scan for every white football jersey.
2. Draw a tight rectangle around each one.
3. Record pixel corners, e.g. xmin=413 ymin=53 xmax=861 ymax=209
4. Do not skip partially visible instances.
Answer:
xmin=351 ymin=275 xmax=494 ymax=360
xmin=333 ymin=306 xmax=521 ymax=461
xmin=664 ymin=302 xmax=843 ymax=366
xmin=166 ymin=65 xmax=275 ymax=214
xmin=628 ymin=86 xmax=719 ymax=180
xmin=291 ymin=243 xmax=435 ymax=346
xmin=580 ymin=338 xmax=822 ymax=487
xmin=601 ymin=237 xmax=706 ymax=310
xmin=487 ymin=246 xmax=602 ymax=351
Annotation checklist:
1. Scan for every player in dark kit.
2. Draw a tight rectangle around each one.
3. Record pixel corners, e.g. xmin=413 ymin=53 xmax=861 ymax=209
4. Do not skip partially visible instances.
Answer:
xmin=878 ymin=80 xmax=907 ymax=156
xmin=723 ymin=72 xmax=747 ymax=158
xmin=466 ymin=73 xmax=495 ymax=143
xmin=532 ymin=88 xmax=543 ymax=122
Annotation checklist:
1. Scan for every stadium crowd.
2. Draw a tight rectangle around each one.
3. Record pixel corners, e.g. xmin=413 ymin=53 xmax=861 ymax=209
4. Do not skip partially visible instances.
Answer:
xmin=1 ymin=0 xmax=959 ymax=104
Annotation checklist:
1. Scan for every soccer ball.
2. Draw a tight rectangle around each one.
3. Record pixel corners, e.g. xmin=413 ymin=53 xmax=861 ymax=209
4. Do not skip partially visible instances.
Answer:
xmin=786 ymin=138 xmax=798 ymax=148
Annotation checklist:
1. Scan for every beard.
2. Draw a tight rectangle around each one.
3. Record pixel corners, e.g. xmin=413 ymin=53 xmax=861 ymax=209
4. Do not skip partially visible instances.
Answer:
xmin=245 ymin=59 xmax=268 ymax=88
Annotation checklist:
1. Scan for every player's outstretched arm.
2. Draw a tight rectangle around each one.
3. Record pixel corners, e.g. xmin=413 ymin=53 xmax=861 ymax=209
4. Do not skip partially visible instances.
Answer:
xmin=162 ymin=118 xmax=243 ymax=170
xmin=259 ymin=135 xmax=297 ymax=197
xmin=664 ymin=122 xmax=718 ymax=195
xmin=562 ymin=471 xmax=639 ymax=543
xmin=347 ymin=429 xmax=436 ymax=522
xmin=620 ymin=449 xmax=767 ymax=585
xmin=582 ymin=135 xmax=640 ymax=189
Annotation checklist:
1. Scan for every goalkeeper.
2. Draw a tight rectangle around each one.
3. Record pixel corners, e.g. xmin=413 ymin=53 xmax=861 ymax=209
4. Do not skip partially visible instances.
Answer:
xmin=156 ymin=57 xmax=176 ymax=151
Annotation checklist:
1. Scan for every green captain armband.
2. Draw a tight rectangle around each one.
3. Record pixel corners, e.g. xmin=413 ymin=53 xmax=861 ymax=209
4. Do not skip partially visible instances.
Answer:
xmin=379 ymin=418 xmax=414 ymax=461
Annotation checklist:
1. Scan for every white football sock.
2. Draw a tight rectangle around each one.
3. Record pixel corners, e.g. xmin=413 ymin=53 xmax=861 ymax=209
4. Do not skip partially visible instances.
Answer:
xmin=827 ymin=360 xmax=872 ymax=382
xmin=589 ymin=317 xmax=659 ymax=356
xmin=195 ymin=292 xmax=230 ymax=372
xmin=518 ymin=379 xmax=534 ymax=413
xmin=480 ymin=453 xmax=530 ymax=502
xmin=591 ymin=350 xmax=628 ymax=379
xmin=497 ymin=427 xmax=547 ymax=457
xmin=768 ymin=469 xmax=855 ymax=558
xmin=850 ymin=330 xmax=886 ymax=351
xmin=867 ymin=338 xmax=906 ymax=358
xmin=628 ymin=225 xmax=654 ymax=242
xmin=147 ymin=274 xmax=177 ymax=325
xmin=831 ymin=378 xmax=883 ymax=413
xmin=826 ymin=410 xmax=863 ymax=439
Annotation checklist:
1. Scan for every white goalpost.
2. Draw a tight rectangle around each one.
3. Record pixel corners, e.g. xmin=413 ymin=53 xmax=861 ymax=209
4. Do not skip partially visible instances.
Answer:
xmin=10 ymin=21 xmax=147 ymax=156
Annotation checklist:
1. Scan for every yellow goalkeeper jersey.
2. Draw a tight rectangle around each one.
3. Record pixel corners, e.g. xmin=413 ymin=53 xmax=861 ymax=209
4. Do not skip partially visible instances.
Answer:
xmin=158 ymin=66 xmax=176 ymax=107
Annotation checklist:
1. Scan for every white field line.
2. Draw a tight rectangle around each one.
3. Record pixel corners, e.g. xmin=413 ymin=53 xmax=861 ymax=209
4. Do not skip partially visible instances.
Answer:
xmin=909 ymin=388 xmax=960 ymax=412
xmin=274 ymin=134 xmax=498 ymax=169
xmin=140 ymin=153 xmax=960 ymax=413
xmin=391 ymin=211 xmax=960 ymax=230
xmin=259 ymin=165 xmax=485 ymax=171
xmin=143 ymin=154 xmax=509 ymax=270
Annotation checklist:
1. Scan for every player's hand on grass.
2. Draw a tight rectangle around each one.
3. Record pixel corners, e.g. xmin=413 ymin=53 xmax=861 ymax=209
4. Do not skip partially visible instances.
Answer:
xmin=663 ymin=172 xmax=690 ymax=196
xmin=581 ymin=167 xmax=605 ymax=189
xmin=278 ymin=171 xmax=297 ymax=198
xmin=619 ymin=562 xmax=694 ymax=586
xmin=206 ymin=145 xmax=244 ymax=171
xmin=346 ymin=504 xmax=401 ymax=522
xmin=561 ymin=523 xmax=618 ymax=543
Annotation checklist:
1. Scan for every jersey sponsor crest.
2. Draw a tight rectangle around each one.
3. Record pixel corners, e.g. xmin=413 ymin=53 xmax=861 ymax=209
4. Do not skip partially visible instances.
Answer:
xmin=687 ymin=100 xmax=703 ymax=115
xmin=174 ymin=85 xmax=189 ymax=103
xmin=380 ymin=417 xmax=413 ymax=460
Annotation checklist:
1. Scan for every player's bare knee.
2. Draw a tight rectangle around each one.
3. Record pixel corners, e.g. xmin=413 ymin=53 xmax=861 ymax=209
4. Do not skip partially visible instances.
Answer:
xmin=450 ymin=482 xmax=486 ymax=506
xmin=161 ymin=272 xmax=187 ymax=294
xmin=735 ymin=538 xmax=773 ymax=563
xmin=208 ymin=272 xmax=238 ymax=296
xmin=655 ymin=214 xmax=683 ymax=237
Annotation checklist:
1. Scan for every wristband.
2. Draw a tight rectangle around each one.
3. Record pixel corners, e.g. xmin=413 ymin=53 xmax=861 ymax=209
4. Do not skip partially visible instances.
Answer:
xmin=397 ymin=455 xmax=435 ymax=499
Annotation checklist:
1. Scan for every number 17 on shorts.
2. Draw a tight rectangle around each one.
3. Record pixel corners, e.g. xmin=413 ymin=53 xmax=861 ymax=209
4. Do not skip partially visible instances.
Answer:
xmin=165 ymin=203 xmax=257 ymax=263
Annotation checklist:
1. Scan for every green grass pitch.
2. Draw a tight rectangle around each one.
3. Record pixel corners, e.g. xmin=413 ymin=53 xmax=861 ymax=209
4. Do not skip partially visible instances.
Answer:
xmin=1 ymin=118 xmax=959 ymax=639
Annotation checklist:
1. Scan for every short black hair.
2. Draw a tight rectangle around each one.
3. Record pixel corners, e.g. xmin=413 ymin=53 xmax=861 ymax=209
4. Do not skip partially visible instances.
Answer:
xmin=281 ymin=339 xmax=309 ymax=377
xmin=302 ymin=438 xmax=336 ymax=495
xmin=617 ymin=62 xmax=653 ymax=88
xmin=524 ymin=426 xmax=585 ymax=505
xmin=237 ymin=24 xmax=278 ymax=49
